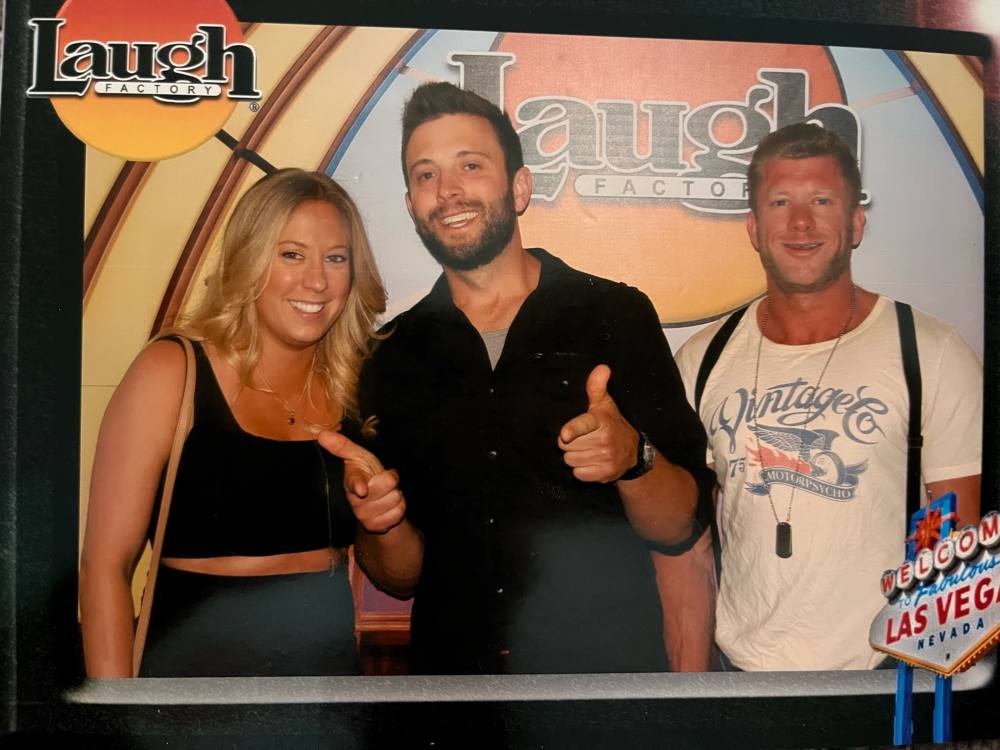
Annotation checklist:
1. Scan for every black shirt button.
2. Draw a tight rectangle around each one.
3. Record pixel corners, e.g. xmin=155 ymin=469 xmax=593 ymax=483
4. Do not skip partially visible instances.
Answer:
xmin=496 ymin=587 xmax=504 ymax=594
xmin=488 ymin=449 xmax=498 ymax=459
xmin=489 ymin=386 xmax=495 ymax=394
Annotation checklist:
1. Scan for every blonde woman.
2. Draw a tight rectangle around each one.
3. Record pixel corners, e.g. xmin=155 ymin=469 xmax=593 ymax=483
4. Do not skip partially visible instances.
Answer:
xmin=80 ymin=169 xmax=421 ymax=677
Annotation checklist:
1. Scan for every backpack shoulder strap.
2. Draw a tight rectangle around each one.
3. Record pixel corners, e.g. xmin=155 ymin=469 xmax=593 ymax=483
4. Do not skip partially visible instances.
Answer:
xmin=695 ymin=305 xmax=749 ymax=413
xmin=694 ymin=306 xmax=748 ymax=587
xmin=894 ymin=300 xmax=923 ymax=521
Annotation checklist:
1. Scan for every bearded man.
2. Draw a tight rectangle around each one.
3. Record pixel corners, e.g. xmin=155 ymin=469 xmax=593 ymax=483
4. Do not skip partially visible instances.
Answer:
xmin=347 ymin=82 xmax=713 ymax=675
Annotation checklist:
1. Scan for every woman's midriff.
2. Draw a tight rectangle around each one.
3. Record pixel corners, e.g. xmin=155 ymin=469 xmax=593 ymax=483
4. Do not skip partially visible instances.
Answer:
xmin=161 ymin=546 xmax=348 ymax=576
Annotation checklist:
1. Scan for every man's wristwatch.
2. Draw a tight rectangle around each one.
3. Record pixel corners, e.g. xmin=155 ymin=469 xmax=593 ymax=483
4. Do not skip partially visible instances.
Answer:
xmin=619 ymin=431 xmax=655 ymax=481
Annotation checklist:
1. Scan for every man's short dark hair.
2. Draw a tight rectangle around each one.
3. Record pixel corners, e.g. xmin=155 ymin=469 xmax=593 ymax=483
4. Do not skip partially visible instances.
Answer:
xmin=400 ymin=82 xmax=524 ymax=188
xmin=746 ymin=122 xmax=861 ymax=213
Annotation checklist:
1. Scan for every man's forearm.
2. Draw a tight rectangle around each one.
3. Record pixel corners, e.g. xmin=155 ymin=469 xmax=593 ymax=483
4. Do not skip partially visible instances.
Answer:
xmin=653 ymin=529 xmax=717 ymax=671
xmin=618 ymin=453 xmax=699 ymax=546
xmin=354 ymin=520 xmax=424 ymax=598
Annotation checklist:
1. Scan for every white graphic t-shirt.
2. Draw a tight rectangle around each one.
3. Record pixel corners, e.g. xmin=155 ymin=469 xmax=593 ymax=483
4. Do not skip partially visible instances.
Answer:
xmin=675 ymin=296 xmax=982 ymax=670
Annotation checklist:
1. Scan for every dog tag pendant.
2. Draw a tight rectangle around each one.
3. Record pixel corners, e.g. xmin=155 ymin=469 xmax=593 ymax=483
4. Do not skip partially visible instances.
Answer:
xmin=775 ymin=522 xmax=792 ymax=558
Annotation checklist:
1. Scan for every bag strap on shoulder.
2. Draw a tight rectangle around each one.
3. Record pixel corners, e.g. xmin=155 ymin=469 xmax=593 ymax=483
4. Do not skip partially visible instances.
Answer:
xmin=692 ymin=306 xmax=748 ymax=583
xmin=132 ymin=335 xmax=196 ymax=677
xmin=894 ymin=301 xmax=923 ymax=522
xmin=695 ymin=305 xmax=749 ymax=414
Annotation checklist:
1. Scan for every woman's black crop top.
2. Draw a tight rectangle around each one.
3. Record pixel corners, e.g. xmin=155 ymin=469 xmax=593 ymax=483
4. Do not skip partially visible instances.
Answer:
xmin=156 ymin=337 xmax=357 ymax=557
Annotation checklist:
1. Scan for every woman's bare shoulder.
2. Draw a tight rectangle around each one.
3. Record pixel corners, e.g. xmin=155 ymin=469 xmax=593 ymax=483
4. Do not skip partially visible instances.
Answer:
xmin=115 ymin=338 xmax=191 ymax=411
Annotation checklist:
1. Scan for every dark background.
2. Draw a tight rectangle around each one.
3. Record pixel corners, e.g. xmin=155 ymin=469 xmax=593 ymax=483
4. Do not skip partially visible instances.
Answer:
xmin=1 ymin=0 xmax=996 ymax=747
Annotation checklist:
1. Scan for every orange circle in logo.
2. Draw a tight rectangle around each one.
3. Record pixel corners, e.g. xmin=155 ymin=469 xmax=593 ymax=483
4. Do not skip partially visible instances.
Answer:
xmin=47 ymin=0 xmax=251 ymax=161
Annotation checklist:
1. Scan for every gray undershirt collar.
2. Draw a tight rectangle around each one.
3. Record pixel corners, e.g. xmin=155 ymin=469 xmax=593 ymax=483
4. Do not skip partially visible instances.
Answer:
xmin=480 ymin=328 xmax=509 ymax=370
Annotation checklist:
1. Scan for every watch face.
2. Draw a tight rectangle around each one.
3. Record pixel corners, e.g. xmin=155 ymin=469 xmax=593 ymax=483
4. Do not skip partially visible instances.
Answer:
xmin=640 ymin=436 xmax=656 ymax=472
xmin=621 ymin=433 xmax=654 ymax=481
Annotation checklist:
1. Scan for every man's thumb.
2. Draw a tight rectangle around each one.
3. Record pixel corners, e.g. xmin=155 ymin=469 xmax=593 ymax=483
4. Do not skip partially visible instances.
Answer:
xmin=585 ymin=364 xmax=612 ymax=408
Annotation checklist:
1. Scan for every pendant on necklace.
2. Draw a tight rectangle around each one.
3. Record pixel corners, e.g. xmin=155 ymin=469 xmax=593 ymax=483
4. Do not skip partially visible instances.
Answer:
xmin=775 ymin=521 xmax=793 ymax=558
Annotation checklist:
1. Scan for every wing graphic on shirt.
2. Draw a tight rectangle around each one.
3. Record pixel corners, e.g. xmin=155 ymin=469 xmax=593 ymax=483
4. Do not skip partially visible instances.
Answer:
xmin=746 ymin=422 xmax=868 ymax=500
xmin=747 ymin=423 xmax=839 ymax=456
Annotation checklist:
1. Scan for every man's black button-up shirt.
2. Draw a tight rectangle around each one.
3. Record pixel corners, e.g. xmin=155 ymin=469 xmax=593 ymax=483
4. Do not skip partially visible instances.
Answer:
xmin=360 ymin=249 xmax=712 ymax=674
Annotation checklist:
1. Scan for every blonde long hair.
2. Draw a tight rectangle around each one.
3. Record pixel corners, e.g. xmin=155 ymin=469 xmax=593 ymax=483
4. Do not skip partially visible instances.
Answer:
xmin=173 ymin=169 xmax=386 ymax=420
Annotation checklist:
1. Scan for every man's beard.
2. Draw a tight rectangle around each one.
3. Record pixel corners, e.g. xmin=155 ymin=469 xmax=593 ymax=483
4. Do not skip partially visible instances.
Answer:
xmin=414 ymin=189 xmax=517 ymax=271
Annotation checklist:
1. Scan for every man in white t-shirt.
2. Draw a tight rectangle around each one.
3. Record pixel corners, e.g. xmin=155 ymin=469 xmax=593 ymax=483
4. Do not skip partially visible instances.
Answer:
xmin=671 ymin=123 xmax=982 ymax=670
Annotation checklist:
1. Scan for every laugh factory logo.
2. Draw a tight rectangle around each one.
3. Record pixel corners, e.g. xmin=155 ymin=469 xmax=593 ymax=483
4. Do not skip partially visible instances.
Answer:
xmin=27 ymin=0 xmax=261 ymax=161
xmin=449 ymin=50 xmax=863 ymax=215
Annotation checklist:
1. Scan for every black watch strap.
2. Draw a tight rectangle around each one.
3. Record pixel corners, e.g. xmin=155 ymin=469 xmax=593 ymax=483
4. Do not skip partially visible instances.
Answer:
xmin=619 ymin=431 xmax=655 ymax=481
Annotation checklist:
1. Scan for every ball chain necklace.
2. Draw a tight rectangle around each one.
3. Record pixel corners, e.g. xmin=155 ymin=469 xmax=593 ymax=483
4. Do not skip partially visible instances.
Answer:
xmin=751 ymin=284 xmax=856 ymax=559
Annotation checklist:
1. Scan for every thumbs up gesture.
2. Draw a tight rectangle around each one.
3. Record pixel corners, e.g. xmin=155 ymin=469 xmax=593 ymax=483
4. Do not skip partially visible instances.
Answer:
xmin=558 ymin=364 xmax=641 ymax=483
xmin=318 ymin=430 xmax=406 ymax=534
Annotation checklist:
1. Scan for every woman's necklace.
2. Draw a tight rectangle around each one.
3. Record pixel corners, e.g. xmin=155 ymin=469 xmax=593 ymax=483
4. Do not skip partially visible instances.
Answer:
xmin=751 ymin=285 xmax=856 ymax=559
xmin=256 ymin=366 xmax=313 ymax=426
